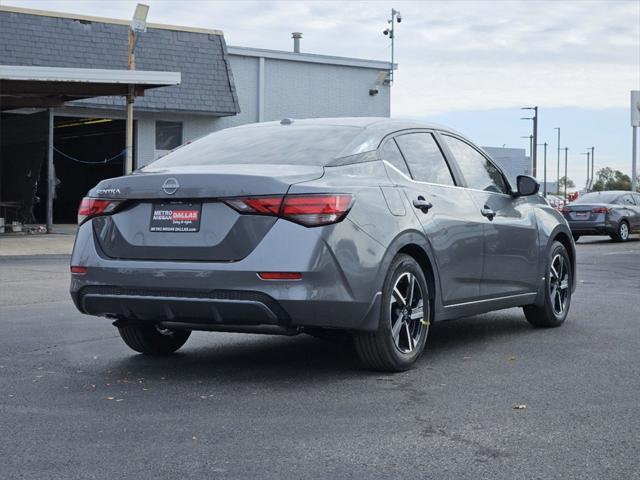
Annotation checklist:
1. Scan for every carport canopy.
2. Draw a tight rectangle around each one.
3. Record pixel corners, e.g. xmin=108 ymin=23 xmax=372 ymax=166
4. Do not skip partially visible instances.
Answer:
xmin=0 ymin=65 xmax=180 ymax=233
xmin=0 ymin=65 xmax=181 ymax=110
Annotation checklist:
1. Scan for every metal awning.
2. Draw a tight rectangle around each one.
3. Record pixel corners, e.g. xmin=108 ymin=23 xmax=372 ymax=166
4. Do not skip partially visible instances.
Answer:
xmin=0 ymin=65 xmax=181 ymax=110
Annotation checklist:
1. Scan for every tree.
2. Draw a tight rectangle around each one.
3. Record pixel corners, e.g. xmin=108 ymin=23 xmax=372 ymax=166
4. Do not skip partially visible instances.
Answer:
xmin=557 ymin=176 xmax=575 ymax=193
xmin=592 ymin=167 xmax=631 ymax=191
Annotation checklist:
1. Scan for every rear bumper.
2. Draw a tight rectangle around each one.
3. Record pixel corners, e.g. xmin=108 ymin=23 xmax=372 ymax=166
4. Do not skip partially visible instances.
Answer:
xmin=567 ymin=219 xmax=617 ymax=235
xmin=70 ymin=218 xmax=384 ymax=332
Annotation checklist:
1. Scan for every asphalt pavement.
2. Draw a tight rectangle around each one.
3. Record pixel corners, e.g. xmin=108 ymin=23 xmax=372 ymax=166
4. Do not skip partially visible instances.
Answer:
xmin=1 ymin=236 xmax=639 ymax=479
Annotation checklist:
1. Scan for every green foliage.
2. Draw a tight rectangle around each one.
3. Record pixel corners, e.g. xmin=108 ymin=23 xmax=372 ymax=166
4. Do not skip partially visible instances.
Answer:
xmin=592 ymin=168 xmax=632 ymax=191
xmin=557 ymin=176 xmax=575 ymax=193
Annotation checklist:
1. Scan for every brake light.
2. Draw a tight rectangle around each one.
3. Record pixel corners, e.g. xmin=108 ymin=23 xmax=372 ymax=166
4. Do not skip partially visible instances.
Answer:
xmin=77 ymin=197 xmax=121 ymax=225
xmin=225 ymin=194 xmax=352 ymax=227
xmin=592 ymin=207 xmax=611 ymax=214
xmin=560 ymin=207 xmax=571 ymax=214
xmin=70 ymin=266 xmax=88 ymax=275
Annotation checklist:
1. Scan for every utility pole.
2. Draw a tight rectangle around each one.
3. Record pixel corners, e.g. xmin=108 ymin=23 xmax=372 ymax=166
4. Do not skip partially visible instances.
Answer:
xmin=521 ymin=107 xmax=538 ymax=177
xmin=632 ymin=91 xmax=639 ymax=192
xmin=554 ymin=127 xmax=560 ymax=193
xmin=383 ymin=9 xmax=402 ymax=85
xmin=125 ymin=4 xmax=149 ymax=174
xmin=537 ymin=142 xmax=548 ymax=196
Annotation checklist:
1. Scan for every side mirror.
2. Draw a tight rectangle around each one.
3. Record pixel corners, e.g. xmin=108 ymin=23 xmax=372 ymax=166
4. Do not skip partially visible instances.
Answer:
xmin=516 ymin=175 xmax=540 ymax=196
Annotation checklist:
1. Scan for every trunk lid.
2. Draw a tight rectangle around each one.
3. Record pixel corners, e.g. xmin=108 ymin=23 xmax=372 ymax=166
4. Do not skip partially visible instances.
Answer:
xmin=563 ymin=203 xmax=610 ymax=222
xmin=89 ymin=164 xmax=324 ymax=262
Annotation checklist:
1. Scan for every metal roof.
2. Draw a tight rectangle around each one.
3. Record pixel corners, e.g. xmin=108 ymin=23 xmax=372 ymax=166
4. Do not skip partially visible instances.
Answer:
xmin=0 ymin=65 xmax=181 ymax=110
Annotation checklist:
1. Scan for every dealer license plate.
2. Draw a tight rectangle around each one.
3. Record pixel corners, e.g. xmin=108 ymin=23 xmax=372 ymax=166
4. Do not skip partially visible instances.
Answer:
xmin=150 ymin=202 xmax=202 ymax=232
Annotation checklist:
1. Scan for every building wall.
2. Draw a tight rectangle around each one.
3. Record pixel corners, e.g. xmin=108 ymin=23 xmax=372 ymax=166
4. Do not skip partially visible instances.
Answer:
xmin=482 ymin=146 xmax=531 ymax=185
xmin=218 ymin=52 xmax=391 ymax=129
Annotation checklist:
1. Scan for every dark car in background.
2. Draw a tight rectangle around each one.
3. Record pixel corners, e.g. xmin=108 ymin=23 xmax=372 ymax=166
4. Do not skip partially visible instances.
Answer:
xmin=562 ymin=191 xmax=640 ymax=242
xmin=70 ymin=118 xmax=576 ymax=372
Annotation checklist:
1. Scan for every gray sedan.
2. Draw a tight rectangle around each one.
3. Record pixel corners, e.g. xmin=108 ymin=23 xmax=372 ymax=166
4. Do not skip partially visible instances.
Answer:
xmin=562 ymin=191 xmax=640 ymax=242
xmin=70 ymin=118 xmax=576 ymax=371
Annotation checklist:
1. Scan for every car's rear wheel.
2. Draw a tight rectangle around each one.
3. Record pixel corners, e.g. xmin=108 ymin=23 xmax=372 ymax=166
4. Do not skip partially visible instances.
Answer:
xmin=523 ymin=241 xmax=572 ymax=328
xmin=118 ymin=324 xmax=191 ymax=355
xmin=354 ymin=254 xmax=430 ymax=372
xmin=612 ymin=221 xmax=630 ymax=242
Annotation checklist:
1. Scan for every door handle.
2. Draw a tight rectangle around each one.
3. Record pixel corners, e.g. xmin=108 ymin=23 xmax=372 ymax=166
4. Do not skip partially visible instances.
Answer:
xmin=413 ymin=196 xmax=433 ymax=213
xmin=481 ymin=205 xmax=496 ymax=221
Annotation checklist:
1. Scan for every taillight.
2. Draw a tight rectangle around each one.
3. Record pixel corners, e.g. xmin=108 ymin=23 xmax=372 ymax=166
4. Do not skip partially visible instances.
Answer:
xmin=224 ymin=194 xmax=352 ymax=227
xmin=77 ymin=197 xmax=121 ymax=225
xmin=257 ymin=272 xmax=302 ymax=280
xmin=70 ymin=266 xmax=88 ymax=275
xmin=592 ymin=207 xmax=611 ymax=214
xmin=560 ymin=207 xmax=571 ymax=214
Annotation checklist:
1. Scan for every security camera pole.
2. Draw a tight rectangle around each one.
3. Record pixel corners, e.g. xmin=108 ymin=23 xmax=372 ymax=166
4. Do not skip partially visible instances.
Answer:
xmin=125 ymin=4 xmax=149 ymax=175
xmin=521 ymin=106 xmax=538 ymax=177
xmin=383 ymin=9 xmax=401 ymax=85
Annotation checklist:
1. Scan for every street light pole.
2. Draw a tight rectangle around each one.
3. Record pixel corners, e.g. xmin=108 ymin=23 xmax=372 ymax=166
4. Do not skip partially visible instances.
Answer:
xmin=554 ymin=127 xmax=560 ymax=193
xmin=562 ymin=147 xmax=569 ymax=203
xmin=581 ymin=151 xmax=590 ymax=191
xmin=589 ymin=146 xmax=594 ymax=189
xmin=537 ymin=142 xmax=548 ymax=196
xmin=125 ymin=4 xmax=149 ymax=175
xmin=521 ymin=107 xmax=538 ymax=177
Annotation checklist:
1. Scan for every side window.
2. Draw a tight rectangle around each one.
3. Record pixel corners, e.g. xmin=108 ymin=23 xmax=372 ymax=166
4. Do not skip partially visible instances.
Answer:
xmin=380 ymin=139 xmax=411 ymax=177
xmin=620 ymin=194 xmax=635 ymax=205
xmin=633 ymin=194 xmax=640 ymax=206
xmin=442 ymin=135 xmax=508 ymax=194
xmin=394 ymin=133 xmax=455 ymax=186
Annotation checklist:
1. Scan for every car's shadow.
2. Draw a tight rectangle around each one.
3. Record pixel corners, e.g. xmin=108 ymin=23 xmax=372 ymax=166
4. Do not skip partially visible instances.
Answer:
xmin=104 ymin=311 xmax=536 ymax=383
xmin=577 ymin=235 xmax=639 ymax=245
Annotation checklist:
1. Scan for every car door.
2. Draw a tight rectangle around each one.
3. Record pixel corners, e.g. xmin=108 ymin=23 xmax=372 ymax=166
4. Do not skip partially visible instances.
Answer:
xmin=620 ymin=194 xmax=640 ymax=231
xmin=438 ymin=133 xmax=540 ymax=298
xmin=388 ymin=132 xmax=485 ymax=305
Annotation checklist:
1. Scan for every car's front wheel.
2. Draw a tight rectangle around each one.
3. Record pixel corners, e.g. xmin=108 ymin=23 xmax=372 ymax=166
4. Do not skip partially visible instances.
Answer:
xmin=523 ymin=241 xmax=572 ymax=328
xmin=118 ymin=324 xmax=191 ymax=355
xmin=354 ymin=254 xmax=430 ymax=372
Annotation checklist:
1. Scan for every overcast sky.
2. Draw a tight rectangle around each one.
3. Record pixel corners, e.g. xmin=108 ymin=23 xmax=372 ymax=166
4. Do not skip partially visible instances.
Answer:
xmin=6 ymin=0 xmax=640 ymax=186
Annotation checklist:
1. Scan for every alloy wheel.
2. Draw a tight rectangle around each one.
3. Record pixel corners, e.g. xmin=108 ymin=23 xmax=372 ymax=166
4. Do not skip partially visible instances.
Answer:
xmin=389 ymin=272 xmax=427 ymax=354
xmin=549 ymin=253 xmax=570 ymax=316
xmin=620 ymin=222 xmax=629 ymax=241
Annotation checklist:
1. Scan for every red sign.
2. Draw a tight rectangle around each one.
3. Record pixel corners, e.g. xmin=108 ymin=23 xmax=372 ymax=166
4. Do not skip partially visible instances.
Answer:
xmin=171 ymin=210 xmax=199 ymax=221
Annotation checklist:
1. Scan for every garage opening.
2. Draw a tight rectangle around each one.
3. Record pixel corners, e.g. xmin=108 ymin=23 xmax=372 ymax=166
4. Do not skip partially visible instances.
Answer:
xmin=32 ymin=116 xmax=130 ymax=224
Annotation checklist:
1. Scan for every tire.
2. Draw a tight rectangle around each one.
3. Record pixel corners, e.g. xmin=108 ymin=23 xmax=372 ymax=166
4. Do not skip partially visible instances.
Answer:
xmin=118 ymin=324 xmax=191 ymax=355
xmin=523 ymin=241 xmax=572 ymax=328
xmin=612 ymin=221 xmax=630 ymax=242
xmin=354 ymin=254 xmax=431 ymax=372
xmin=572 ymin=233 xmax=580 ymax=242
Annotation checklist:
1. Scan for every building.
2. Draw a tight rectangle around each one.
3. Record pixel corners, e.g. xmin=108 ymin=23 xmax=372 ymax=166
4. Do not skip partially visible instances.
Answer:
xmin=0 ymin=5 xmax=391 ymax=225
xmin=482 ymin=146 xmax=531 ymax=185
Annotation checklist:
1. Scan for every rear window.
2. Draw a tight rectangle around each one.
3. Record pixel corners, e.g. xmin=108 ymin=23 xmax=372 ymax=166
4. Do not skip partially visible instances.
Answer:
xmin=147 ymin=125 xmax=363 ymax=168
xmin=573 ymin=192 xmax=620 ymax=204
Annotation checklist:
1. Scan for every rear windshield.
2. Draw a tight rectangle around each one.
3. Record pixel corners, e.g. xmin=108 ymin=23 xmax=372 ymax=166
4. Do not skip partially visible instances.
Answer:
xmin=147 ymin=125 xmax=363 ymax=168
xmin=573 ymin=192 xmax=620 ymax=204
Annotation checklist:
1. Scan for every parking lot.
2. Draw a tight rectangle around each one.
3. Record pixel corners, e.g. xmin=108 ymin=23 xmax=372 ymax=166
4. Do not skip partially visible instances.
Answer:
xmin=1 ymin=236 xmax=639 ymax=479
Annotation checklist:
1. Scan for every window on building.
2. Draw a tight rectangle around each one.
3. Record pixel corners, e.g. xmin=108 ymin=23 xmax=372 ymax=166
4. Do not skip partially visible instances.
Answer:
xmin=442 ymin=135 xmax=508 ymax=194
xmin=380 ymin=138 xmax=411 ymax=177
xmin=394 ymin=133 xmax=455 ymax=186
xmin=156 ymin=121 xmax=183 ymax=151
